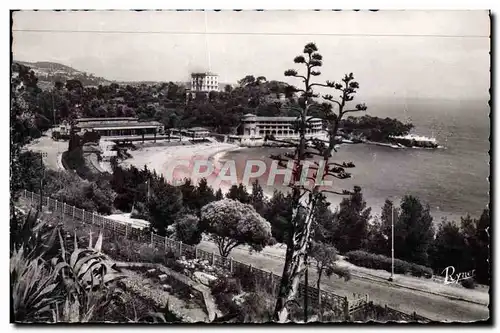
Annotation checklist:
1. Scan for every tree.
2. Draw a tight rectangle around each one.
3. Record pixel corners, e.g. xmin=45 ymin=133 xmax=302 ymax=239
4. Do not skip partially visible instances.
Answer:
xmin=268 ymin=42 xmax=366 ymax=322
xmin=171 ymin=214 xmax=203 ymax=245
xmin=226 ymin=184 xmax=250 ymax=204
xmin=310 ymin=241 xmax=350 ymax=320
xmin=311 ymin=195 xmax=336 ymax=244
xmin=332 ymin=186 xmax=371 ymax=253
xmin=193 ymin=178 xmax=216 ymax=212
xmin=264 ymin=190 xmax=293 ymax=243
xmin=429 ymin=220 xmax=469 ymax=274
xmin=474 ymin=209 xmax=490 ymax=284
xmin=200 ymin=199 xmax=272 ymax=257
xmin=147 ymin=181 xmax=183 ymax=236
xmin=250 ymin=180 xmax=267 ymax=216
xmin=179 ymin=178 xmax=198 ymax=210
xmin=266 ymin=43 xmax=367 ymax=322
xmin=215 ymin=188 xmax=223 ymax=201
xmin=395 ymin=196 xmax=434 ymax=266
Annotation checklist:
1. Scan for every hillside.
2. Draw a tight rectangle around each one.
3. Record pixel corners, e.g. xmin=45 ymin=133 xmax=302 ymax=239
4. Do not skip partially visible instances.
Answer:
xmin=14 ymin=60 xmax=113 ymax=88
xmin=14 ymin=60 xmax=234 ymax=90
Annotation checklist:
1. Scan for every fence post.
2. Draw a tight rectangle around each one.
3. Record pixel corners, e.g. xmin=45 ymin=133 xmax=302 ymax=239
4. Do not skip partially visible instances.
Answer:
xmin=31 ymin=191 xmax=34 ymax=202
xmin=63 ymin=202 xmax=66 ymax=216
xmin=165 ymin=236 xmax=168 ymax=251
xmin=249 ymin=264 xmax=253 ymax=273
xmin=344 ymin=296 xmax=350 ymax=321
xmin=72 ymin=205 xmax=75 ymax=218
xmin=92 ymin=213 xmax=95 ymax=225
xmin=151 ymin=232 xmax=153 ymax=246
xmin=229 ymin=257 xmax=233 ymax=273
xmin=125 ymin=223 xmax=128 ymax=238
xmin=179 ymin=241 xmax=183 ymax=256
xmin=24 ymin=189 xmax=27 ymax=198
xmin=82 ymin=209 xmax=85 ymax=222
xmin=195 ymin=247 xmax=198 ymax=259
xmin=55 ymin=200 xmax=58 ymax=213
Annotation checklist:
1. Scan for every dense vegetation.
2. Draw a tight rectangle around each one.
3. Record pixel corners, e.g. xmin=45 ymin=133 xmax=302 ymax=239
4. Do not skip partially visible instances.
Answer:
xmin=11 ymin=62 xmax=412 ymax=140
xmin=10 ymin=55 xmax=489 ymax=323
xmin=341 ymin=115 xmax=414 ymax=142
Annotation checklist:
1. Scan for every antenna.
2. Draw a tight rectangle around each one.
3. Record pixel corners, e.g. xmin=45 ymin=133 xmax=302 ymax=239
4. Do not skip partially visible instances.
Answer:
xmin=204 ymin=11 xmax=211 ymax=71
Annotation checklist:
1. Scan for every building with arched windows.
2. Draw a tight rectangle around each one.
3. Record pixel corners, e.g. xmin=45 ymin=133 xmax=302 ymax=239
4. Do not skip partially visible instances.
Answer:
xmin=240 ymin=113 xmax=324 ymax=139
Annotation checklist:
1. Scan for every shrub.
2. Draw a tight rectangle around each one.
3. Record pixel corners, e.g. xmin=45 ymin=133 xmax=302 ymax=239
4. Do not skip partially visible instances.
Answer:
xmin=345 ymin=250 xmax=433 ymax=278
xmin=237 ymin=291 xmax=274 ymax=323
xmin=461 ymin=278 xmax=476 ymax=289
xmin=210 ymin=277 xmax=243 ymax=316
xmin=171 ymin=214 xmax=203 ymax=245
xmin=409 ymin=263 xmax=434 ymax=278
xmin=232 ymin=264 xmax=258 ymax=292
xmin=210 ymin=277 xmax=242 ymax=296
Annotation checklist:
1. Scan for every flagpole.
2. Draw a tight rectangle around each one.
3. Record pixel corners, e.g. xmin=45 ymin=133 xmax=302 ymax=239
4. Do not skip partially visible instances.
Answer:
xmin=389 ymin=202 xmax=395 ymax=282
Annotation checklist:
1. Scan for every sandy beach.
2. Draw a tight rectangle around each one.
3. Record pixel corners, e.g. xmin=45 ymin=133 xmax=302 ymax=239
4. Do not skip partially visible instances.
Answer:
xmin=119 ymin=142 xmax=241 ymax=193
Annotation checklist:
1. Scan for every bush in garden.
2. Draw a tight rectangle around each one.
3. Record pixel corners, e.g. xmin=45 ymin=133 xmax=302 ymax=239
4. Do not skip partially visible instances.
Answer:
xmin=200 ymin=199 xmax=272 ymax=257
xmin=210 ymin=277 xmax=243 ymax=316
xmin=237 ymin=291 xmax=274 ymax=323
xmin=210 ymin=277 xmax=242 ymax=296
xmin=345 ymin=250 xmax=433 ymax=278
xmin=171 ymin=214 xmax=203 ymax=245
xmin=461 ymin=278 xmax=476 ymax=289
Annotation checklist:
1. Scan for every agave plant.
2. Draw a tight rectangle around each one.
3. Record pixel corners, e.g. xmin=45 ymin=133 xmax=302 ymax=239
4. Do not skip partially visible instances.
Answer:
xmin=10 ymin=210 xmax=59 ymax=260
xmin=53 ymin=286 xmax=128 ymax=322
xmin=50 ymin=230 xmax=126 ymax=322
xmin=10 ymin=247 xmax=62 ymax=322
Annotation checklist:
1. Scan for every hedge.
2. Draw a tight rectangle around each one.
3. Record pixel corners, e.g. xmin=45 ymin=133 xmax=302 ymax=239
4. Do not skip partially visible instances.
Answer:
xmin=345 ymin=250 xmax=433 ymax=278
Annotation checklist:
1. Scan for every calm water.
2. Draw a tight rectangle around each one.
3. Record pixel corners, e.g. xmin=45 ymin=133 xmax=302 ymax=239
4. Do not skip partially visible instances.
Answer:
xmin=220 ymin=98 xmax=490 ymax=223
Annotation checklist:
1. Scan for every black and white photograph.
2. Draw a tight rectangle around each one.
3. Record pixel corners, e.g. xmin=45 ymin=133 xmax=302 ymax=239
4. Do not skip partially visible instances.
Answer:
xmin=9 ymin=9 xmax=491 ymax=324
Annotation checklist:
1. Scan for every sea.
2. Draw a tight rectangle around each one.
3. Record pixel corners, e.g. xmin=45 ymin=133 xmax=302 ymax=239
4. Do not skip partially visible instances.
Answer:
xmin=219 ymin=98 xmax=490 ymax=224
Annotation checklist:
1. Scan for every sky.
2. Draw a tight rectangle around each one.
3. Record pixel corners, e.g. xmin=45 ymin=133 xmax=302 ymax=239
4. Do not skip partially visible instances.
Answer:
xmin=12 ymin=10 xmax=490 ymax=99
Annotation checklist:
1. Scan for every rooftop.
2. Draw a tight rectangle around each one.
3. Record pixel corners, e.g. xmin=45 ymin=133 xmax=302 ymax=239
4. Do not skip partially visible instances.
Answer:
xmin=75 ymin=119 xmax=163 ymax=129
xmin=76 ymin=117 xmax=136 ymax=123
xmin=188 ymin=127 xmax=210 ymax=132
xmin=242 ymin=114 xmax=322 ymax=122
xmin=191 ymin=72 xmax=218 ymax=77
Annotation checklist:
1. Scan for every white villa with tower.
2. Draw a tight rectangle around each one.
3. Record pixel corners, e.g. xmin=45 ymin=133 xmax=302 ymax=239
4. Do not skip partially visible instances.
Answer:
xmin=186 ymin=72 xmax=220 ymax=98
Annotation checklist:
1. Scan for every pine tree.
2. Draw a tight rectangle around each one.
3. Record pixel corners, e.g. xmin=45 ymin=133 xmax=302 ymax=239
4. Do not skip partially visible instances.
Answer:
xmin=215 ymin=188 xmax=223 ymax=201
xmin=396 ymin=195 xmax=434 ymax=266
xmin=250 ymin=180 xmax=267 ymax=216
xmin=332 ymin=186 xmax=371 ymax=253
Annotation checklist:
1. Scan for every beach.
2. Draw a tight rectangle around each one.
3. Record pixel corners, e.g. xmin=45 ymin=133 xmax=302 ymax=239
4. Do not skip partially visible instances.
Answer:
xmin=119 ymin=141 xmax=241 ymax=194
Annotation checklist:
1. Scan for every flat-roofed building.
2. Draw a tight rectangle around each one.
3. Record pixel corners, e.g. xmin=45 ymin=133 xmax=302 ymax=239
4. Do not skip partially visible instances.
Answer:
xmin=240 ymin=113 xmax=324 ymax=138
xmin=186 ymin=127 xmax=210 ymax=138
xmin=73 ymin=117 xmax=164 ymax=137
xmin=171 ymin=127 xmax=210 ymax=139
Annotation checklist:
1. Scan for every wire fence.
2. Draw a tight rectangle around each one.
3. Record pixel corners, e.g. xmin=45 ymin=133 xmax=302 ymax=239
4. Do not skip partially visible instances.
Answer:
xmin=20 ymin=189 xmax=431 ymax=322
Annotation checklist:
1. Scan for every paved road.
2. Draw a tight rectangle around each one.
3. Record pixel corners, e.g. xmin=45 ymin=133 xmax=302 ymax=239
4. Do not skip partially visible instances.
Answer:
xmin=20 ymin=195 xmax=489 ymax=323
xmin=24 ymin=131 xmax=67 ymax=171
xmin=196 ymin=241 xmax=490 ymax=322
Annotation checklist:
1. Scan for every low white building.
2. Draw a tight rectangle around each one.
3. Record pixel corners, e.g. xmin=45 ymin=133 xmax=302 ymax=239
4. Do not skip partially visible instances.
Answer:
xmin=240 ymin=113 xmax=324 ymax=139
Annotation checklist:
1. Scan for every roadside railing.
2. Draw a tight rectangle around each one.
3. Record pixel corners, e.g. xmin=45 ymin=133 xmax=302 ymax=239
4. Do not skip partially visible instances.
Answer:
xmin=20 ymin=189 xmax=431 ymax=322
